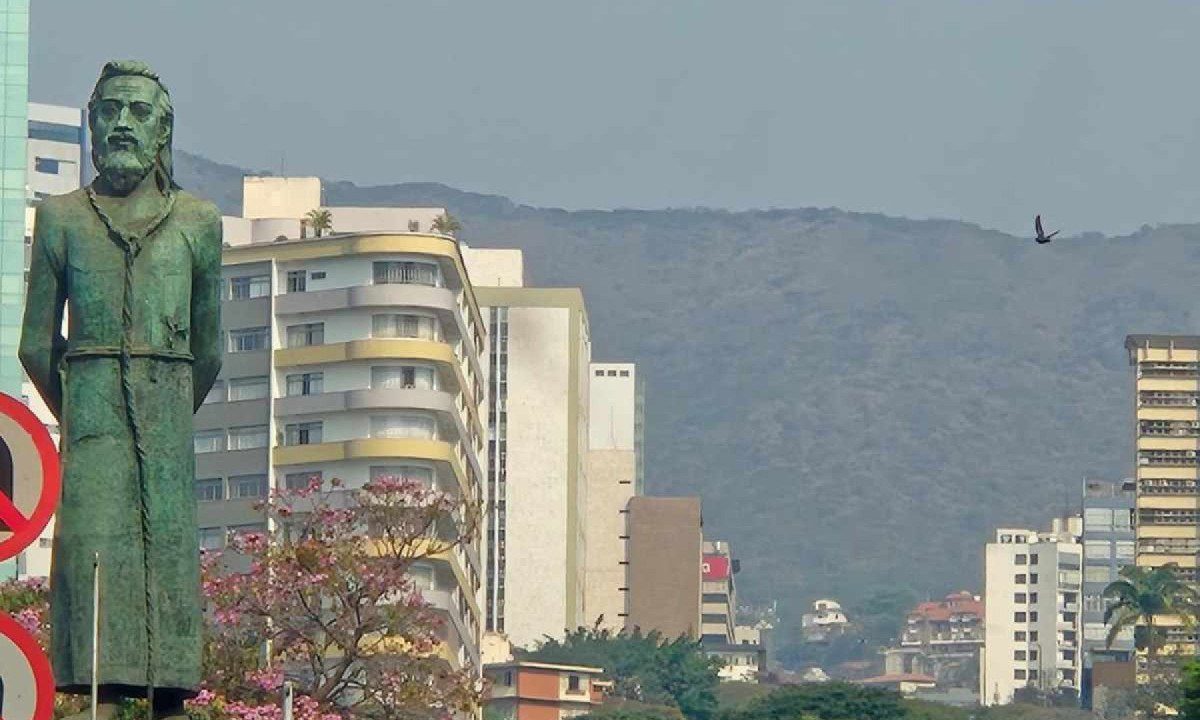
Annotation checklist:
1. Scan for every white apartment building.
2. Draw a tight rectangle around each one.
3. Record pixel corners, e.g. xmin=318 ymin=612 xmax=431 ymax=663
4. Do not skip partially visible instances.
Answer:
xmin=584 ymin=361 xmax=642 ymax=631
xmin=981 ymin=520 xmax=1083 ymax=706
xmin=462 ymin=247 xmax=592 ymax=649
xmin=197 ymin=177 xmax=487 ymax=673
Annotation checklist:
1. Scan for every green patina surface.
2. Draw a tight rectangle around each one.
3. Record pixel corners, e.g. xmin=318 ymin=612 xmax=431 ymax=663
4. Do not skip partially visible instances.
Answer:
xmin=18 ymin=61 xmax=221 ymax=699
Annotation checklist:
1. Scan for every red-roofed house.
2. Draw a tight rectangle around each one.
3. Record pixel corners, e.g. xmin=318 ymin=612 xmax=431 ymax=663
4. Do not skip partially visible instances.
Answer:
xmin=883 ymin=591 xmax=984 ymax=693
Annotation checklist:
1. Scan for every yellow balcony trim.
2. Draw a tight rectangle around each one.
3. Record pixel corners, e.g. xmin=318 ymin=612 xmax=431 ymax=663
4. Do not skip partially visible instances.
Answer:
xmin=1138 ymin=525 xmax=1200 ymax=540
xmin=1138 ymin=437 xmax=1200 ymax=451
xmin=275 ymin=339 xmax=483 ymax=438
xmin=224 ymin=233 xmax=486 ymax=343
xmin=1139 ymin=408 xmax=1200 ymax=422
xmin=410 ymin=537 xmax=482 ymax=622
xmin=1138 ymin=496 xmax=1200 ymax=510
xmin=1137 ymin=467 xmax=1200 ymax=480
xmin=1139 ymin=378 xmax=1200 ymax=392
xmin=273 ymin=438 xmax=473 ymax=500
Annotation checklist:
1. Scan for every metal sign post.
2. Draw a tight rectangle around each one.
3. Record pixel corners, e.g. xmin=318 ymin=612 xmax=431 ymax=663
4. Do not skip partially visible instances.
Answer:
xmin=283 ymin=681 xmax=294 ymax=720
xmin=91 ymin=552 xmax=100 ymax=720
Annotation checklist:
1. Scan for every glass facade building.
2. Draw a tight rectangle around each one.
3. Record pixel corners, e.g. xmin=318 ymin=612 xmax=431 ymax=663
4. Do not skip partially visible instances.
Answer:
xmin=0 ymin=0 xmax=27 ymax=398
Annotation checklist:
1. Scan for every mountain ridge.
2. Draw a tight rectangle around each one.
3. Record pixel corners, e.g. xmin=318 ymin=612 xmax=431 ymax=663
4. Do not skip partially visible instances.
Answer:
xmin=176 ymin=149 xmax=1190 ymax=630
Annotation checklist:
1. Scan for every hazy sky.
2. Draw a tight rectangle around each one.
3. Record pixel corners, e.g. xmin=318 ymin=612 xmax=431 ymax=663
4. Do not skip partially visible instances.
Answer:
xmin=30 ymin=1 xmax=1200 ymax=235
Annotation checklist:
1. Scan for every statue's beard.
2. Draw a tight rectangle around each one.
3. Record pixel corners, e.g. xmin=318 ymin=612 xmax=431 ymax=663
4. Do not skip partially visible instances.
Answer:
xmin=95 ymin=146 xmax=155 ymax=194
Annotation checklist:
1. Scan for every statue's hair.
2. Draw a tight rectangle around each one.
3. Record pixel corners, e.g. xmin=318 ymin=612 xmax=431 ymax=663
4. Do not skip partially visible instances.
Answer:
xmin=87 ymin=60 xmax=180 ymax=191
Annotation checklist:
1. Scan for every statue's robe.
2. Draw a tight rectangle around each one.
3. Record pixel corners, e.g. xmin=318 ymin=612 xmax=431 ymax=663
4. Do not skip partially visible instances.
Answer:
xmin=19 ymin=187 xmax=222 ymax=694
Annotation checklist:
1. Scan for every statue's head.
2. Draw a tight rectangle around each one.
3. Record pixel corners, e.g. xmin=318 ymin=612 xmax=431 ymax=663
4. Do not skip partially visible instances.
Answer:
xmin=88 ymin=60 xmax=178 ymax=194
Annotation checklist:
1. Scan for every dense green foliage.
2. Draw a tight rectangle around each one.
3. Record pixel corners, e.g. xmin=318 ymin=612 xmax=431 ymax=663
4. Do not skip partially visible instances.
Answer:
xmin=1181 ymin=658 xmax=1200 ymax=720
xmin=180 ymin=151 xmax=1195 ymax=616
xmin=718 ymin=683 xmax=905 ymax=720
xmin=1104 ymin=563 xmax=1198 ymax=659
xmin=519 ymin=626 xmax=722 ymax=720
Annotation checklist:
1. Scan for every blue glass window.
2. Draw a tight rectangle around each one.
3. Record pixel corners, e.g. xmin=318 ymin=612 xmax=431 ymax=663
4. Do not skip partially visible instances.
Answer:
xmin=33 ymin=157 xmax=58 ymax=174
xmin=27 ymin=120 xmax=81 ymax=145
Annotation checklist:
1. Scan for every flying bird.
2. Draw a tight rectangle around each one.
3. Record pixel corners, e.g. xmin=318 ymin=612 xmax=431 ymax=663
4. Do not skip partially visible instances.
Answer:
xmin=1034 ymin=215 xmax=1059 ymax=244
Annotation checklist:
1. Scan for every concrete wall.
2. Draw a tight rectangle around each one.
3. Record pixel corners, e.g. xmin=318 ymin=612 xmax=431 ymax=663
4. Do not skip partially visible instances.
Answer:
xmin=462 ymin=247 xmax=525 ymax=288
xmin=626 ymin=496 xmax=702 ymax=640
xmin=242 ymin=176 xmax=321 ymax=219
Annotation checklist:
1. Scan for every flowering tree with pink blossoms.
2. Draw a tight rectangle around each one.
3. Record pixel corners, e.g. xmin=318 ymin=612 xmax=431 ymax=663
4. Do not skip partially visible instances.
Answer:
xmin=199 ymin=476 xmax=484 ymax=720
xmin=0 ymin=474 xmax=483 ymax=720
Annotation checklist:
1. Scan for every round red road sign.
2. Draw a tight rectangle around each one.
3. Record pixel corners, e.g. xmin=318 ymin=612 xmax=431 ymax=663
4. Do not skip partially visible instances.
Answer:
xmin=0 ymin=393 xmax=59 ymax=563
xmin=0 ymin=611 xmax=54 ymax=720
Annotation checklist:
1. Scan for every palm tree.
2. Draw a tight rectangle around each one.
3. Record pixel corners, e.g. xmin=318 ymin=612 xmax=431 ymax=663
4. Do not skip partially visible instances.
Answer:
xmin=305 ymin=208 xmax=333 ymax=238
xmin=430 ymin=212 xmax=462 ymax=237
xmin=1104 ymin=563 xmax=1198 ymax=663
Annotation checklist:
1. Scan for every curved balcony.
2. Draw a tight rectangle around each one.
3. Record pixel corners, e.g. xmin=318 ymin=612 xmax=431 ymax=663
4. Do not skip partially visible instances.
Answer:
xmin=274 ymin=284 xmax=484 ymax=384
xmin=274 ymin=388 xmax=483 ymax=483
xmin=274 ymin=339 xmax=482 ymax=440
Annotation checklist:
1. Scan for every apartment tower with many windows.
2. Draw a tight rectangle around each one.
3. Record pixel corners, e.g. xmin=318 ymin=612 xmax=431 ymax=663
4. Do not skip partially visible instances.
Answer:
xmin=461 ymin=247 xmax=592 ymax=650
xmin=195 ymin=177 xmax=487 ymax=673
xmin=1126 ymin=335 xmax=1200 ymax=661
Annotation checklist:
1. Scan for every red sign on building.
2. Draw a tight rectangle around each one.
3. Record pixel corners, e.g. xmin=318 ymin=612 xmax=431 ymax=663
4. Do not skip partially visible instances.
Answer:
xmin=702 ymin=554 xmax=730 ymax=581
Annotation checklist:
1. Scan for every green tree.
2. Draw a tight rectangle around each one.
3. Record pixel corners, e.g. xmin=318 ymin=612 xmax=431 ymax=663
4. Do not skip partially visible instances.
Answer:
xmin=718 ymin=683 xmax=906 ymax=720
xmin=304 ymin=207 xmax=333 ymax=238
xmin=1181 ymin=657 xmax=1200 ymax=720
xmin=1104 ymin=563 xmax=1198 ymax=663
xmin=431 ymin=212 xmax=462 ymax=237
xmin=521 ymin=625 xmax=721 ymax=720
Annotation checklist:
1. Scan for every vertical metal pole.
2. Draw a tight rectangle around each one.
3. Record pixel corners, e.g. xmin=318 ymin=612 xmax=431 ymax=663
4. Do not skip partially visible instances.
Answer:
xmin=91 ymin=551 xmax=100 ymax=720
xmin=282 ymin=681 xmax=294 ymax=720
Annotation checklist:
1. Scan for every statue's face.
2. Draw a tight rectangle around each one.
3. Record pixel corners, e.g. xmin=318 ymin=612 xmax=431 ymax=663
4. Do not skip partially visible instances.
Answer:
xmin=91 ymin=75 xmax=166 ymax=192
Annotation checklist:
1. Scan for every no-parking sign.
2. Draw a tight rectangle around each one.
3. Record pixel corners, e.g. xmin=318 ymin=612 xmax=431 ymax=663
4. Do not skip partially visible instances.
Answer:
xmin=0 ymin=611 xmax=55 ymax=720
xmin=0 ymin=393 xmax=59 ymax=563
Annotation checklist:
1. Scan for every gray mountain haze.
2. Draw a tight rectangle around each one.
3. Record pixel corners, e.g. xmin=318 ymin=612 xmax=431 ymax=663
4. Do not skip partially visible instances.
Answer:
xmin=177 ymin=150 xmax=1189 ymax=626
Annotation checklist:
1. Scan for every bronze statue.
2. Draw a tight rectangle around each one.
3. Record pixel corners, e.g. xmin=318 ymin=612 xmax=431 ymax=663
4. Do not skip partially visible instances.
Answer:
xmin=19 ymin=61 xmax=222 ymax=717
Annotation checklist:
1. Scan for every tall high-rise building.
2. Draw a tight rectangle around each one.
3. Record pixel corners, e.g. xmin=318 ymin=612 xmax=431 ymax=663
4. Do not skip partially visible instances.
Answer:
xmin=1125 ymin=334 xmax=1200 ymax=659
xmin=625 ymin=496 xmax=702 ymax=640
xmin=981 ymin=520 xmax=1082 ymax=706
xmin=462 ymin=247 xmax=592 ymax=649
xmin=0 ymin=1 xmax=29 ymax=397
xmin=195 ymin=177 xmax=487 ymax=673
xmin=584 ymin=361 xmax=642 ymax=631
xmin=1080 ymin=477 xmax=1136 ymax=707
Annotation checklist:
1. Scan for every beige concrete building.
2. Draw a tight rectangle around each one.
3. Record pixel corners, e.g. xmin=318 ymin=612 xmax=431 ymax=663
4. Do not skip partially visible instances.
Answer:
xmin=1125 ymin=334 xmax=1200 ymax=660
xmin=584 ymin=361 xmax=643 ymax=631
xmin=463 ymin=248 xmax=592 ymax=649
xmin=981 ymin=520 xmax=1082 ymax=706
xmin=625 ymin=496 xmax=702 ymax=639
xmin=196 ymin=177 xmax=487 ymax=673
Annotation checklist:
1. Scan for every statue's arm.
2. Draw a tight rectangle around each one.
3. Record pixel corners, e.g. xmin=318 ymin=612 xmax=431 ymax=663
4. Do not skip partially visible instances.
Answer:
xmin=191 ymin=206 xmax=223 ymax=412
xmin=18 ymin=204 xmax=67 ymax=421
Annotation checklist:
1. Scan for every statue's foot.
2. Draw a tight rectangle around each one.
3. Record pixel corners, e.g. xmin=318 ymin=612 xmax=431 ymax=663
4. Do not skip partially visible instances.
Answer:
xmin=60 ymin=702 xmax=121 ymax=720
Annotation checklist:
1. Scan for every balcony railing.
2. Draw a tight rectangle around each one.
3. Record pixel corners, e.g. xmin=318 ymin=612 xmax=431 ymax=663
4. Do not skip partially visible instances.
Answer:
xmin=1139 ymin=538 xmax=1200 ymax=554
xmin=1140 ymin=510 xmax=1200 ymax=525
xmin=1139 ymin=451 xmax=1200 ymax=467
xmin=1140 ymin=478 xmax=1200 ymax=495
xmin=1139 ymin=392 xmax=1200 ymax=407
xmin=1139 ymin=362 xmax=1200 ymax=378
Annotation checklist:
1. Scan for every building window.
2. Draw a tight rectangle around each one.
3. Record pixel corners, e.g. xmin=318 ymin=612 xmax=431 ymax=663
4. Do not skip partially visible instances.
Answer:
xmin=1014 ymin=669 xmax=1026 ymax=680
xmin=1115 ymin=541 xmax=1135 ymax=560
xmin=196 ymin=477 xmax=224 ymax=502
xmin=1084 ymin=541 xmax=1111 ymax=560
xmin=1030 ymin=573 xmax=1039 ymax=584
xmin=1014 ymin=631 xmax=1026 ymax=641
xmin=286 ymin=270 xmax=307 ymax=293
xmin=1029 ymin=554 xmax=1039 ymax=565
xmin=502 ymin=671 xmax=514 ymax=686
xmin=372 ymin=365 xmax=436 ymax=390
xmin=203 ymin=380 xmax=225 ymax=405
xmin=1015 ymin=650 xmax=1027 ymax=661
xmin=285 ymin=422 xmax=323 ymax=446
xmin=33 ymin=156 xmax=60 ymax=174
xmin=620 ymin=370 xmax=630 ymax=377
xmin=285 ymin=471 xmax=322 ymax=491
xmin=1014 ymin=593 xmax=1026 ymax=603
xmin=198 ymin=527 xmax=224 ymax=551
xmin=370 ymin=465 xmax=434 ymax=487
xmin=286 ymin=372 xmax=324 ymax=396
xmin=1029 ymin=649 xmax=1039 ymax=661
xmin=228 ymin=425 xmax=269 ymax=450
xmin=567 ymin=675 xmax=582 ymax=694
xmin=373 ymin=261 xmax=440 ymax=287
xmin=595 ymin=369 xmax=604 ymax=376
xmin=410 ymin=561 xmax=436 ymax=591
xmin=1015 ymin=574 xmax=1027 ymax=584
xmin=287 ymin=322 xmax=324 ymax=348
xmin=230 ymin=275 xmax=270 ymax=300
xmin=193 ymin=430 xmax=225 ymax=454
xmin=1029 ymin=611 xmax=1039 ymax=622
xmin=229 ymin=523 xmax=267 ymax=539
xmin=1014 ymin=612 xmax=1027 ymax=622
xmin=1029 ymin=631 xmax=1038 ymax=641
xmin=230 ymin=474 xmax=269 ymax=500
xmin=228 ymin=327 xmax=270 ymax=353
xmin=370 ymin=414 xmax=437 ymax=440
xmin=1029 ymin=592 xmax=1038 ymax=603
xmin=310 ymin=271 xmax=327 ymax=280
xmin=228 ymin=376 xmax=269 ymax=402
xmin=28 ymin=120 xmax=83 ymax=144
xmin=372 ymin=313 xmax=439 ymax=341
xmin=1015 ymin=554 xmax=1027 ymax=565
